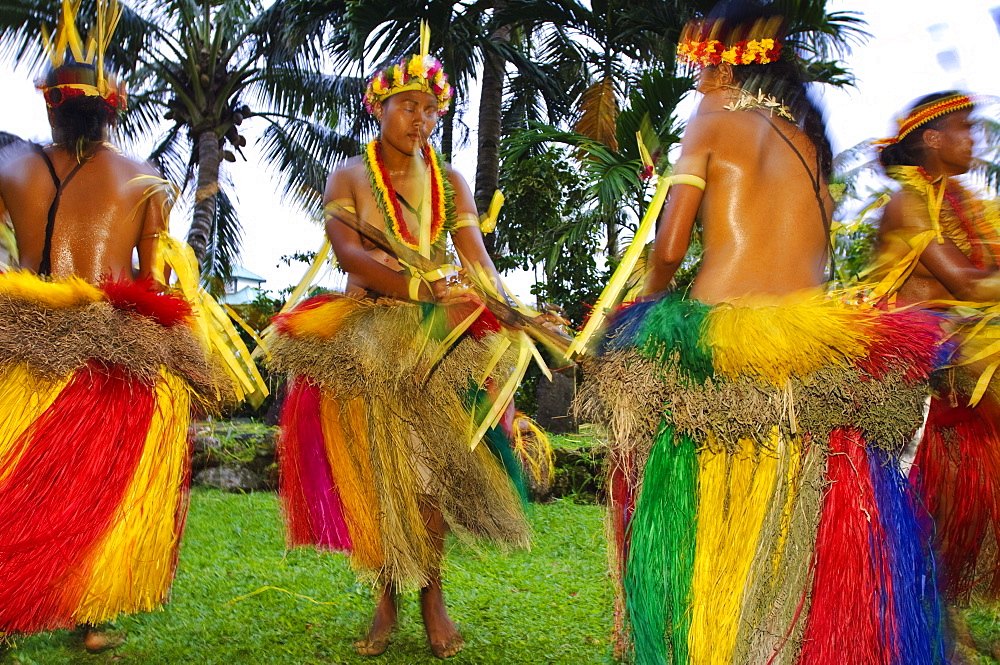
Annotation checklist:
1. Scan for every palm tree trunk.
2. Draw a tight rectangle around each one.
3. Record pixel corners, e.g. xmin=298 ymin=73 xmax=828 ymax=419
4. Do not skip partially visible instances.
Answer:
xmin=441 ymin=111 xmax=454 ymax=161
xmin=606 ymin=217 xmax=619 ymax=264
xmin=475 ymin=9 xmax=510 ymax=253
xmin=188 ymin=129 xmax=221 ymax=264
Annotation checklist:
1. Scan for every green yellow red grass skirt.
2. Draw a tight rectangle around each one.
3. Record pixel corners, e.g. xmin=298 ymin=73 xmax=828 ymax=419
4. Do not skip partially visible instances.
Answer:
xmin=581 ymin=293 xmax=948 ymax=665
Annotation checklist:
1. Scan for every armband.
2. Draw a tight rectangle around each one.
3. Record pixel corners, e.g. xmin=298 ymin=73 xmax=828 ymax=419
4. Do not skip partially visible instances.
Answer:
xmin=423 ymin=265 xmax=460 ymax=282
xmin=324 ymin=199 xmax=357 ymax=219
xmin=408 ymin=275 xmax=423 ymax=301
xmin=452 ymin=213 xmax=481 ymax=230
xmin=671 ymin=174 xmax=706 ymax=191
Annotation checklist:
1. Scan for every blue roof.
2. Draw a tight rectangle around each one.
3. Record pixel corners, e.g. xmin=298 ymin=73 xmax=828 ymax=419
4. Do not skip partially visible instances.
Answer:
xmin=230 ymin=265 xmax=265 ymax=283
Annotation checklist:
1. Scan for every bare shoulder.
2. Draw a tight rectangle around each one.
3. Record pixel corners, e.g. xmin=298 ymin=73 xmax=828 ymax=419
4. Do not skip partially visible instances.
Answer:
xmin=443 ymin=163 xmax=471 ymax=189
xmin=326 ymin=156 xmax=365 ymax=186
xmin=0 ymin=141 xmax=40 ymax=174
xmin=323 ymin=155 xmax=367 ymax=201
xmin=883 ymin=187 xmax=931 ymax=233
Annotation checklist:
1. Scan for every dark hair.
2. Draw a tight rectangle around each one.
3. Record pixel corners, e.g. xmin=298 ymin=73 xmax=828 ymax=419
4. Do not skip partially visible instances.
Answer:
xmin=701 ymin=0 xmax=834 ymax=178
xmin=878 ymin=91 xmax=963 ymax=170
xmin=49 ymin=94 xmax=115 ymax=146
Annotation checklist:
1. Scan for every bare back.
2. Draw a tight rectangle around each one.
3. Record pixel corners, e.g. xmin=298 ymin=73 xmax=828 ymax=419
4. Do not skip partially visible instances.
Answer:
xmin=691 ymin=109 xmax=832 ymax=302
xmin=0 ymin=144 xmax=165 ymax=282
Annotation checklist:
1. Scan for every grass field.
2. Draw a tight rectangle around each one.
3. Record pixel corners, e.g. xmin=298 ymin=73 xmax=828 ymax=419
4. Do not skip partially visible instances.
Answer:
xmin=7 ymin=476 xmax=1000 ymax=663
xmin=5 ymin=491 xmax=614 ymax=665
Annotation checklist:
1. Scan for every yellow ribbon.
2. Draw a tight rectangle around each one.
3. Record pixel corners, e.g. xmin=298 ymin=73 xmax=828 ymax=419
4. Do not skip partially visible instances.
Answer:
xmin=469 ymin=331 xmax=532 ymax=450
xmin=156 ymin=233 xmax=268 ymax=407
xmin=253 ymin=237 xmax=335 ymax=360
xmin=568 ymin=172 xmax=675 ymax=356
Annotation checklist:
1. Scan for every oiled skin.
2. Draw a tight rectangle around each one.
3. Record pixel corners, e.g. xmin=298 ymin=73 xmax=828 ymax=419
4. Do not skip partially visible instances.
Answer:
xmin=645 ymin=67 xmax=833 ymax=303
xmin=0 ymin=142 xmax=165 ymax=282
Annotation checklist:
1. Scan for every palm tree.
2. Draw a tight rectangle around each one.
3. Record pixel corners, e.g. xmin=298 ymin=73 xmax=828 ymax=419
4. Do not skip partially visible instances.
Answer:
xmin=0 ymin=0 xmax=358 ymax=285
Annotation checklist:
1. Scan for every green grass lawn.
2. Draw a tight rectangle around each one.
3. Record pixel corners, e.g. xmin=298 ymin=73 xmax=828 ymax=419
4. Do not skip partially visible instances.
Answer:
xmin=4 ymin=491 xmax=614 ymax=665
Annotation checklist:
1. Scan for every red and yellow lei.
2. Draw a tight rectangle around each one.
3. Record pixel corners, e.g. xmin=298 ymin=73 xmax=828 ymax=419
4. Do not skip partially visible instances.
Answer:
xmin=364 ymin=139 xmax=449 ymax=252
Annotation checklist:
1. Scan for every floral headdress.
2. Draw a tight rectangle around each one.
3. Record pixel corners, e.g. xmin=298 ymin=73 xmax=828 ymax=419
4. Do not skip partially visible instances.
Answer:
xmin=873 ymin=93 xmax=979 ymax=151
xmin=37 ymin=0 xmax=127 ymax=112
xmin=363 ymin=21 xmax=453 ymax=117
xmin=676 ymin=16 xmax=783 ymax=69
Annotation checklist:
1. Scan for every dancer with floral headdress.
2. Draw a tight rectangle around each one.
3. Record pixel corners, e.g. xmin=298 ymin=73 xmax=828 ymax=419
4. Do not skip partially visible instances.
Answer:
xmin=870 ymin=91 xmax=1000 ymax=650
xmin=580 ymin=2 xmax=948 ymax=663
xmin=269 ymin=24 xmax=534 ymax=659
xmin=0 ymin=0 xmax=265 ymax=652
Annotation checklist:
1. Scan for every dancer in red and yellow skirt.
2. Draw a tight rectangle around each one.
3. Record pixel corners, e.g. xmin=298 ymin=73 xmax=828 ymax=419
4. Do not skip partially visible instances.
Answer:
xmin=0 ymin=0 xmax=264 ymax=644
xmin=870 ymin=91 xmax=1000 ymax=640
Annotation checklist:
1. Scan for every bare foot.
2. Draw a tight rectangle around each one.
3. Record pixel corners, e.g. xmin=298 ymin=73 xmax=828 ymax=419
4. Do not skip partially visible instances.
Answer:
xmin=354 ymin=587 xmax=397 ymax=656
xmin=83 ymin=628 xmax=125 ymax=653
xmin=420 ymin=585 xmax=464 ymax=659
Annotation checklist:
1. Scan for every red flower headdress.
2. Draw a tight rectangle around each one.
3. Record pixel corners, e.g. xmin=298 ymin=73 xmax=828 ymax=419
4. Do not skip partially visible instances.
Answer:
xmin=873 ymin=94 xmax=980 ymax=151
xmin=677 ymin=16 xmax=784 ymax=69
xmin=363 ymin=21 xmax=453 ymax=117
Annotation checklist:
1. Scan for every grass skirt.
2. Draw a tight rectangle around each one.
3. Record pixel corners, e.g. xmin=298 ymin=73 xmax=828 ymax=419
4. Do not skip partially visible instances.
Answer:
xmin=910 ymin=311 xmax=1000 ymax=605
xmin=0 ymin=272 xmax=212 ymax=634
xmin=580 ymin=293 xmax=948 ymax=664
xmin=269 ymin=293 xmax=530 ymax=589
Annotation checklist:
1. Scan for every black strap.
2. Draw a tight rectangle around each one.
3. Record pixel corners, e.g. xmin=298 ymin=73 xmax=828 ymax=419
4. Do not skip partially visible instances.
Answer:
xmin=754 ymin=111 xmax=836 ymax=281
xmin=396 ymin=192 xmax=421 ymax=218
xmin=32 ymin=145 xmax=87 ymax=276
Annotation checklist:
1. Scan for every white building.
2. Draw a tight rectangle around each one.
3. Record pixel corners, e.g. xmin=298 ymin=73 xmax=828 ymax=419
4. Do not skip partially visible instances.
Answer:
xmin=219 ymin=265 xmax=265 ymax=305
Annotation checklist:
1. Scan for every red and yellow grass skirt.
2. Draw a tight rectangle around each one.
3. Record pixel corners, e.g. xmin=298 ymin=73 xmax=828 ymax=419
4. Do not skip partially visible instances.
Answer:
xmin=0 ymin=272 xmax=219 ymax=634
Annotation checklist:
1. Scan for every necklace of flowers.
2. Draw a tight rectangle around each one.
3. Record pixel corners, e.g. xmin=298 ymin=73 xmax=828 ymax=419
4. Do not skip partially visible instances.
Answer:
xmin=915 ymin=167 xmax=989 ymax=269
xmin=723 ymin=87 xmax=796 ymax=122
xmin=364 ymin=139 xmax=447 ymax=252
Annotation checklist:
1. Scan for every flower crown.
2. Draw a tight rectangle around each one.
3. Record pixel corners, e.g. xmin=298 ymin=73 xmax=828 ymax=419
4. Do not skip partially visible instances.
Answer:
xmin=363 ymin=54 xmax=453 ymax=116
xmin=677 ymin=16 xmax=784 ymax=69
xmin=363 ymin=21 xmax=453 ymax=117
xmin=873 ymin=93 xmax=978 ymax=151
xmin=37 ymin=0 xmax=126 ymax=112
xmin=677 ymin=38 xmax=781 ymax=68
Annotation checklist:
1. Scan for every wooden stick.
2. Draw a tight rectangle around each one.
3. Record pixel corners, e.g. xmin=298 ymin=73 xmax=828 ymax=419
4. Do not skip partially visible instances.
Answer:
xmin=326 ymin=202 xmax=574 ymax=356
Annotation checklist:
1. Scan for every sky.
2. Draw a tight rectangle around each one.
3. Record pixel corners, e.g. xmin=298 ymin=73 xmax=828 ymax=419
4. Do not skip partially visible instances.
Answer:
xmin=1 ymin=0 xmax=998 ymax=299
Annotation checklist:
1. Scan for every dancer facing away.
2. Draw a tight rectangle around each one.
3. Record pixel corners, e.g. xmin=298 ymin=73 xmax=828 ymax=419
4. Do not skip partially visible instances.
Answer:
xmin=871 ymin=91 xmax=1000 ymax=643
xmin=0 ymin=2 xmax=258 ymax=653
xmin=268 ymin=30 xmax=530 ymax=660
xmin=581 ymin=2 xmax=948 ymax=663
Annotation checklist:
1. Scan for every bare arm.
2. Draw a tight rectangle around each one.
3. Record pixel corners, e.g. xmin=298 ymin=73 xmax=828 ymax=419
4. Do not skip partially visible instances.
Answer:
xmin=323 ymin=167 xmax=431 ymax=300
xmin=644 ymin=117 xmax=711 ymax=295
xmin=136 ymin=185 xmax=167 ymax=283
xmin=447 ymin=167 xmax=505 ymax=299
xmin=884 ymin=190 xmax=1000 ymax=301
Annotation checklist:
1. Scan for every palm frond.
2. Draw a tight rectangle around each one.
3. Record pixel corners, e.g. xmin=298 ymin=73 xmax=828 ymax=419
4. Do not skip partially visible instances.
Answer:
xmin=574 ymin=78 xmax=619 ymax=150
xmin=257 ymin=119 xmax=358 ymax=212
xmin=201 ymin=182 xmax=242 ymax=291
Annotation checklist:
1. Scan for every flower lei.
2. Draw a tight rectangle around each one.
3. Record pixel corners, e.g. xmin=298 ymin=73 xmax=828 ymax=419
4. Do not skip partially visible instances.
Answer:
xmin=724 ymin=87 xmax=796 ymax=122
xmin=363 ymin=139 xmax=450 ymax=252
xmin=364 ymin=54 xmax=453 ymax=117
xmin=677 ymin=38 xmax=781 ymax=68
xmin=891 ymin=166 xmax=997 ymax=269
